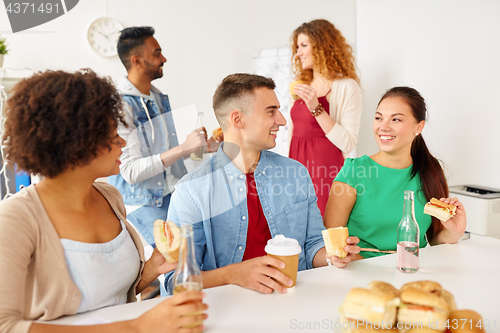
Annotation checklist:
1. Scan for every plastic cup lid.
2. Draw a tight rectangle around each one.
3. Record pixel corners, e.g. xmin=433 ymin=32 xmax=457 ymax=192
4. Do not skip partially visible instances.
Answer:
xmin=264 ymin=235 xmax=302 ymax=256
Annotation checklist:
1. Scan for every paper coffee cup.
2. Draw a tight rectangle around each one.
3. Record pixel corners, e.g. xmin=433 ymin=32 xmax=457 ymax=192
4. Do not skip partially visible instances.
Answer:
xmin=265 ymin=235 xmax=302 ymax=288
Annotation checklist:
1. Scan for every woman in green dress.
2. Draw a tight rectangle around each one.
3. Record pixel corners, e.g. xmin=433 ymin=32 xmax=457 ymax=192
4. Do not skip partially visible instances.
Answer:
xmin=324 ymin=87 xmax=467 ymax=268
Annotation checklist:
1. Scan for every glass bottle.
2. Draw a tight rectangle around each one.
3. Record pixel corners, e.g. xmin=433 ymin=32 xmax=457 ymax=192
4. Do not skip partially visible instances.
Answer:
xmin=172 ymin=224 xmax=204 ymax=328
xmin=190 ymin=112 xmax=204 ymax=161
xmin=396 ymin=190 xmax=420 ymax=273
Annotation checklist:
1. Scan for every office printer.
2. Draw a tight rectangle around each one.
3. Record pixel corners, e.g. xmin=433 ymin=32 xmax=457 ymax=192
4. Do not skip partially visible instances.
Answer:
xmin=449 ymin=185 xmax=500 ymax=239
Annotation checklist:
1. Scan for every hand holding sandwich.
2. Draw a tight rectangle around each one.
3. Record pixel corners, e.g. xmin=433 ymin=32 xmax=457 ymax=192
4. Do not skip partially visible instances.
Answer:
xmin=207 ymin=127 xmax=224 ymax=153
xmin=212 ymin=127 xmax=224 ymax=143
xmin=327 ymin=236 xmax=361 ymax=268
xmin=322 ymin=227 xmax=361 ymax=268
xmin=150 ymin=246 xmax=179 ymax=274
xmin=136 ymin=220 xmax=180 ymax=293
xmin=136 ymin=247 xmax=178 ymax=294
xmin=426 ymin=197 xmax=467 ymax=245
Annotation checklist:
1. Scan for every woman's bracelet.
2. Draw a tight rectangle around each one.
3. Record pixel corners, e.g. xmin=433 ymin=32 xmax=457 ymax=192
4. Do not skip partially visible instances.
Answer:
xmin=310 ymin=103 xmax=325 ymax=117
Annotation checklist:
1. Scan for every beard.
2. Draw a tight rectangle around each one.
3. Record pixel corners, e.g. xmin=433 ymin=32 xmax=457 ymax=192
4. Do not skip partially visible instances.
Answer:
xmin=144 ymin=60 xmax=163 ymax=80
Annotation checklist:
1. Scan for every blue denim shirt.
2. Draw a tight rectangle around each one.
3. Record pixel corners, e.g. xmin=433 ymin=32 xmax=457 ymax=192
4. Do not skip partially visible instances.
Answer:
xmin=165 ymin=143 xmax=325 ymax=294
xmin=108 ymin=90 xmax=187 ymax=207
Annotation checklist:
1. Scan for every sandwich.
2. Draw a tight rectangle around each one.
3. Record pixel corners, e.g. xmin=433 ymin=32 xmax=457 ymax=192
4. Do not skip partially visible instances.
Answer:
xmin=368 ymin=281 xmax=400 ymax=299
xmin=398 ymin=287 xmax=450 ymax=331
xmin=212 ymin=127 xmax=223 ymax=142
xmin=423 ymin=198 xmax=457 ymax=222
xmin=322 ymin=227 xmax=349 ymax=258
xmin=400 ymin=280 xmax=442 ymax=294
xmin=400 ymin=281 xmax=456 ymax=310
xmin=153 ymin=219 xmax=180 ymax=263
xmin=448 ymin=310 xmax=484 ymax=332
xmin=435 ymin=289 xmax=457 ymax=311
xmin=340 ymin=287 xmax=400 ymax=329
xmin=289 ymin=80 xmax=306 ymax=99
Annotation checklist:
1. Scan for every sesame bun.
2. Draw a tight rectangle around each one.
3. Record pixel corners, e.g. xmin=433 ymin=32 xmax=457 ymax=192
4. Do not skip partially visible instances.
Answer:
xmin=436 ymin=289 xmax=457 ymax=311
xmin=368 ymin=281 xmax=400 ymax=299
xmin=401 ymin=280 xmax=443 ymax=294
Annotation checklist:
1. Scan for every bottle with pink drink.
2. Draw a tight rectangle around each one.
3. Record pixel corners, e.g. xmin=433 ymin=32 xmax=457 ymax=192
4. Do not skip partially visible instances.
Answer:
xmin=396 ymin=190 xmax=420 ymax=273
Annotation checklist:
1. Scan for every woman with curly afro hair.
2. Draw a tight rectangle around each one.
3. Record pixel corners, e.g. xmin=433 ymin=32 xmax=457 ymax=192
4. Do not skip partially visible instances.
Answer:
xmin=288 ymin=19 xmax=363 ymax=216
xmin=0 ymin=70 xmax=207 ymax=333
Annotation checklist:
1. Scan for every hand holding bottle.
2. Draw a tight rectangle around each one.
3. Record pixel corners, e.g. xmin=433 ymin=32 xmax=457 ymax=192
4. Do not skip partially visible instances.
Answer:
xmin=133 ymin=291 xmax=208 ymax=333
xmin=190 ymin=112 xmax=206 ymax=160
xmin=172 ymin=224 xmax=205 ymax=329
xmin=181 ymin=127 xmax=207 ymax=156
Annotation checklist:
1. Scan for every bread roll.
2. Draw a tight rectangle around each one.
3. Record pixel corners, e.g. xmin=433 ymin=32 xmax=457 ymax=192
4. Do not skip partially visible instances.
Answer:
xmin=322 ymin=227 xmax=349 ymax=258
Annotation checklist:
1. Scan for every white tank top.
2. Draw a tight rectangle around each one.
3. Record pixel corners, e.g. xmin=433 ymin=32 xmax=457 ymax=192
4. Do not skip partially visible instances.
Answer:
xmin=61 ymin=220 xmax=140 ymax=313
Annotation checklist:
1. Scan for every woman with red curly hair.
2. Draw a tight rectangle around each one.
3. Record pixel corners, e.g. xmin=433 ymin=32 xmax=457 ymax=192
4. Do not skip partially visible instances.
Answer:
xmin=289 ymin=19 xmax=363 ymax=216
xmin=0 ymin=70 xmax=207 ymax=333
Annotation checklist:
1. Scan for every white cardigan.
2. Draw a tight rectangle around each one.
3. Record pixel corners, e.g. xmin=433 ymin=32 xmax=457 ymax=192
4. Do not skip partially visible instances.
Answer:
xmin=288 ymin=77 xmax=363 ymax=156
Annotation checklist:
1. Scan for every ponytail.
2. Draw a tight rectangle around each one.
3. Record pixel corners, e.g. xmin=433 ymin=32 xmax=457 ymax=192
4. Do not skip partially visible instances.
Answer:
xmin=410 ymin=135 xmax=448 ymax=242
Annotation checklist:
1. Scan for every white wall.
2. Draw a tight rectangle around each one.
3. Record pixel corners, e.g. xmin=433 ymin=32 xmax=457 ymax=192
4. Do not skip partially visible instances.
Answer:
xmin=356 ymin=0 xmax=500 ymax=189
xmin=0 ymin=0 xmax=356 ymax=140
xmin=3 ymin=0 xmax=498 ymax=189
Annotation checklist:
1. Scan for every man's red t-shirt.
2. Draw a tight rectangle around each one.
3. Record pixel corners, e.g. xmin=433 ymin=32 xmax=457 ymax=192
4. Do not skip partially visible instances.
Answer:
xmin=242 ymin=172 xmax=272 ymax=261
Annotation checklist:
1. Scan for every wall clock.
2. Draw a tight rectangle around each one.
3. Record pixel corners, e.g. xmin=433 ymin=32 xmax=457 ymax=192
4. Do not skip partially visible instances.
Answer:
xmin=87 ymin=17 xmax=124 ymax=57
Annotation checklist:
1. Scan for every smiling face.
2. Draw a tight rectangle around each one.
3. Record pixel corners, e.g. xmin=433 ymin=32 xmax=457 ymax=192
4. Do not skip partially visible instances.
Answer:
xmin=87 ymin=126 xmax=126 ymax=178
xmin=296 ymin=33 xmax=314 ymax=70
xmin=373 ymin=97 xmax=425 ymax=156
xmin=241 ymin=88 xmax=286 ymax=153
xmin=140 ymin=36 xmax=166 ymax=80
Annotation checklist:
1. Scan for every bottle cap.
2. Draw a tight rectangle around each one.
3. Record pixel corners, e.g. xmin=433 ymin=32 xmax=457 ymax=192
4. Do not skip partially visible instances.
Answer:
xmin=265 ymin=235 xmax=302 ymax=256
xmin=404 ymin=190 xmax=414 ymax=199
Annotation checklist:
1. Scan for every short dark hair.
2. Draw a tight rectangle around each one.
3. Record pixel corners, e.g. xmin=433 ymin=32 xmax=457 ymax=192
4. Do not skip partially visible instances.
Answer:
xmin=212 ymin=73 xmax=275 ymax=129
xmin=117 ymin=26 xmax=155 ymax=70
xmin=3 ymin=69 xmax=126 ymax=178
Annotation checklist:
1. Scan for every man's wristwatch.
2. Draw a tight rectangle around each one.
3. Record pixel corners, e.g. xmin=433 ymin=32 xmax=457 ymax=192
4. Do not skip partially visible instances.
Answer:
xmin=310 ymin=103 xmax=325 ymax=117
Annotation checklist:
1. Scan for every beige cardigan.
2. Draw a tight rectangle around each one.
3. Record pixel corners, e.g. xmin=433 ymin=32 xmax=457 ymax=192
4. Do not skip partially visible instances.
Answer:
xmin=0 ymin=182 xmax=145 ymax=333
xmin=288 ymin=77 xmax=363 ymax=156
